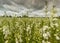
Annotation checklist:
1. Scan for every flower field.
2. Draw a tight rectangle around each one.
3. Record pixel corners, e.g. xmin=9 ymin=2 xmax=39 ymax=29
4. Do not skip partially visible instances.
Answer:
xmin=0 ymin=17 xmax=60 ymax=43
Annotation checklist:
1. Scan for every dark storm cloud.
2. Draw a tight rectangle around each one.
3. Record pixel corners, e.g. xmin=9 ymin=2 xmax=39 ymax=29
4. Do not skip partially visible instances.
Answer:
xmin=0 ymin=0 xmax=45 ymax=9
xmin=0 ymin=0 xmax=60 ymax=9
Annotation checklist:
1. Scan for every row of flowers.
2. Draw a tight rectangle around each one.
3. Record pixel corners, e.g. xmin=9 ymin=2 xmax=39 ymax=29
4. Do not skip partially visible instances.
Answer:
xmin=0 ymin=17 xmax=60 ymax=43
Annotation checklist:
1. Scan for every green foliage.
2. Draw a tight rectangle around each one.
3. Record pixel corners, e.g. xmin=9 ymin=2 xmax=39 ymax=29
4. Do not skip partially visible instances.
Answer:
xmin=0 ymin=17 xmax=60 ymax=43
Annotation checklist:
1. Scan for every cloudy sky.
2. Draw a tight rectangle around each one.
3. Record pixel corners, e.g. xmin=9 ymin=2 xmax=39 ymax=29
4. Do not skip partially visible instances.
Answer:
xmin=0 ymin=0 xmax=60 ymax=10
xmin=0 ymin=0 xmax=60 ymax=17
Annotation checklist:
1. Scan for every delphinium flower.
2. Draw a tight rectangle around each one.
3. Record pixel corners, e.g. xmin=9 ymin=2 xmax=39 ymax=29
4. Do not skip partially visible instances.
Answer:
xmin=50 ymin=5 xmax=57 ymax=25
xmin=42 ymin=40 xmax=51 ymax=43
xmin=42 ymin=25 xmax=50 ymax=40
xmin=56 ymin=36 xmax=60 ymax=40
xmin=19 ymin=35 xmax=23 ymax=43
xmin=42 ymin=26 xmax=50 ymax=32
xmin=42 ymin=40 xmax=46 ymax=43
xmin=40 ymin=16 xmax=53 ymax=43
xmin=3 ymin=25 xmax=10 ymax=37
xmin=54 ymin=32 xmax=60 ymax=40
xmin=54 ymin=23 xmax=59 ymax=27
xmin=46 ymin=41 xmax=51 ymax=43
xmin=26 ymin=25 xmax=31 ymax=32
xmin=15 ymin=38 xmax=19 ymax=43
xmin=50 ymin=18 xmax=59 ymax=43
xmin=0 ymin=27 xmax=4 ymax=43
xmin=50 ymin=22 xmax=59 ymax=28
xmin=5 ymin=40 xmax=8 ymax=43
xmin=2 ymin=25 xmax=10 ymax=43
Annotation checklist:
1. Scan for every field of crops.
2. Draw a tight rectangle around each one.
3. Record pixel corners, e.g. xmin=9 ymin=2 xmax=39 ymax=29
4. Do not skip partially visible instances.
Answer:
xmin=0 ymin=17 xmax=60 ymax=43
